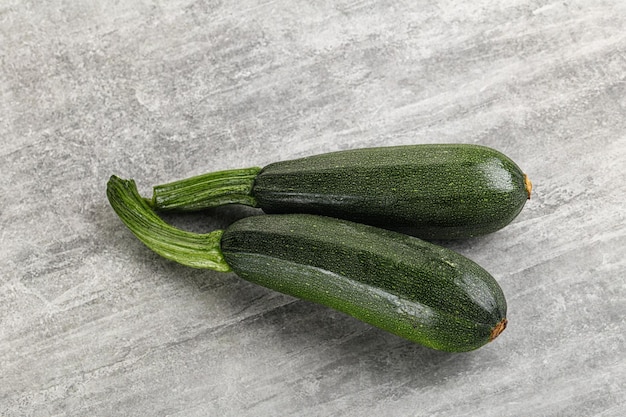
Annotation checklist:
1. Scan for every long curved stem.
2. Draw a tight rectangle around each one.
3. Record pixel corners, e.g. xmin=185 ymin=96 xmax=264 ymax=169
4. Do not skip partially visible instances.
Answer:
xmin=107 ymin=175 xmax=231 ymax=272
xmin=146 ymin=167 xmax=261 ymax=211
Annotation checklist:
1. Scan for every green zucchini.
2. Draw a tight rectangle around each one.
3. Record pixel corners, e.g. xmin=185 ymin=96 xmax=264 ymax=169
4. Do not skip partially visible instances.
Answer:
xmin=108 ymin=175 xmax=508 ymax=352
xmin=146 ymin=144 xmax=531 ymax=240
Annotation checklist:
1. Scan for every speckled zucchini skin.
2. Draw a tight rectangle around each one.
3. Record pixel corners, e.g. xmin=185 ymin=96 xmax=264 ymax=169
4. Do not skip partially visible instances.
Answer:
xmin=253 ymin=144 xmax=529 ymax=239
xmin=221 ymin=214 xmax=507 ymax=352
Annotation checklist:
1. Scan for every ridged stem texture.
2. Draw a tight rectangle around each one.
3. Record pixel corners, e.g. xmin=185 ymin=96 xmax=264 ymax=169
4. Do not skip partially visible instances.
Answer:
xmin=148 ymin=167 xmax=261 ymax=211
xmin=107 ymin=175 xmax=231 ymax=272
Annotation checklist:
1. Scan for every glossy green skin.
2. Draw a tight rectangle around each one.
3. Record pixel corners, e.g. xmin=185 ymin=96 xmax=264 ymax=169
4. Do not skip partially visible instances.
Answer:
xmin=221 ymin=214 xmax=507 ymax=352
xmin=253 ymin=144 xmax=528 ymax=239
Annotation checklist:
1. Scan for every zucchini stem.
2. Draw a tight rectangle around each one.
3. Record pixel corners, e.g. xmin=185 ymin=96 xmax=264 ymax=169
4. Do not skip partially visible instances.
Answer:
xmin=107 ymin=175 xmax=232 ymax=272
xmin=148 ymin=167 xmax=262 ymax=211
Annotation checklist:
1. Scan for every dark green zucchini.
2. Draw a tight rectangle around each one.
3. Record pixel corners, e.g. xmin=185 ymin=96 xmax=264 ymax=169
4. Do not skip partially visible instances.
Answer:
xmin=108 ymin=175 xmax=508 ymax=352
xmin=146 ymin=144 xmax=531 ymax=239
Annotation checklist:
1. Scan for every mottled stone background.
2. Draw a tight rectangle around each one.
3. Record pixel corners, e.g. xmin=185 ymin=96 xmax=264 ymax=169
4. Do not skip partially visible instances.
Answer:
xmin=1 ymin=1 xmax=625 ymax=416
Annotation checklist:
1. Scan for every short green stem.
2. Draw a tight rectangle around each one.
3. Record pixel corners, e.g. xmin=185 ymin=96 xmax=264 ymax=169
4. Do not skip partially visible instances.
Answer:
xmin=107 ymin=175 xmax=232 ymax=272
xmin=148 ymin=167 xmax=262 ymax=211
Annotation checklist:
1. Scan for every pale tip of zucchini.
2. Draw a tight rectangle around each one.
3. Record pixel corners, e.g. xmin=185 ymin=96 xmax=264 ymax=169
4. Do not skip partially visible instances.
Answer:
xmin=489 ymin=318 xmax=507 ymax=342
xmin=524 ymin=174 xmax=532 ymax=199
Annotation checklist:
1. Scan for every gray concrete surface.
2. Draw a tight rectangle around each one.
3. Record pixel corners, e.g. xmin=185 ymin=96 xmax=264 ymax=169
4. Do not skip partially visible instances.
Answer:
xmin=2 ymin=1 xmax=625 ymax=416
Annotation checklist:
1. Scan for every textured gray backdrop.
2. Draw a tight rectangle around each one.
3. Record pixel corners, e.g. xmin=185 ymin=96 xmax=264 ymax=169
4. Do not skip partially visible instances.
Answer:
xmin=2 ymin=1 xmax=625 ymax=416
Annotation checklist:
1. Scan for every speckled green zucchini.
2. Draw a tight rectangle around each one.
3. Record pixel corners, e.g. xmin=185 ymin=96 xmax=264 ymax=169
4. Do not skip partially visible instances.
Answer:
xmin=146 ymin=144 xmax=531 ymax=239
xmin=108 ymin=176 xmax=508 ymax=352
